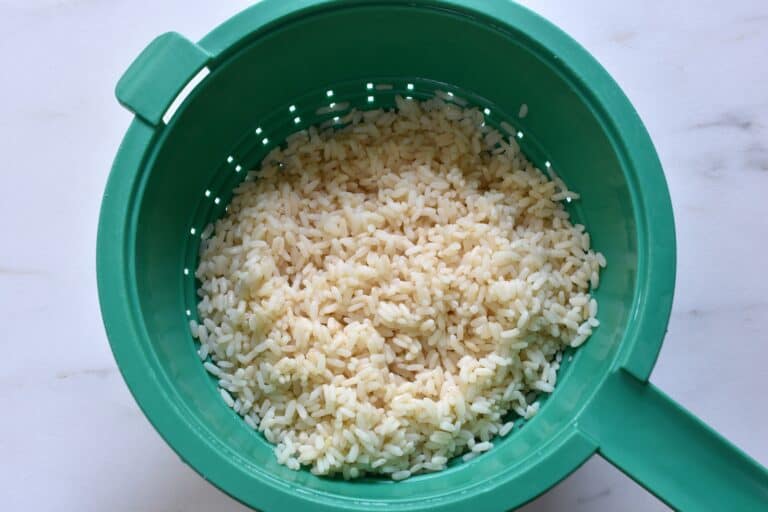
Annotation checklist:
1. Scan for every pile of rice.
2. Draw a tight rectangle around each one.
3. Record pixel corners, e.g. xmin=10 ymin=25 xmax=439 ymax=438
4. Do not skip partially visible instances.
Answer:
xmin=190 ymin=97 xmax=605 ymax=481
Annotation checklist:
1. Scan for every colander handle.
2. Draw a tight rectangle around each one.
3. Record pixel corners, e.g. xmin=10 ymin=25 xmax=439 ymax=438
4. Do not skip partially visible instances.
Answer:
xmin=116 ymin=32 xmax=211 ymax=127
xmin=582 ymin=370 xmax=768 ymax=510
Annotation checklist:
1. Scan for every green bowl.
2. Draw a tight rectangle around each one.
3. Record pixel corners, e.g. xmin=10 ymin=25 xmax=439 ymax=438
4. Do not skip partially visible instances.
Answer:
xmin=97 ymin=1 xmax=768 ymax=510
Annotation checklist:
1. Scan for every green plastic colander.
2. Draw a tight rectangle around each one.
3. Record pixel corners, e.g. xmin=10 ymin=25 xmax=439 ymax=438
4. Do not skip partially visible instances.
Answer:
xmin=96 ymin=1 xmax=768 ymax=510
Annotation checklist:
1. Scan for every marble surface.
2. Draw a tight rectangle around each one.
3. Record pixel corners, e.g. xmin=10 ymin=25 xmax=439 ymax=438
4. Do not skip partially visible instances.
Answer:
xmin=1 ymin=0 xmax=766 ymax=510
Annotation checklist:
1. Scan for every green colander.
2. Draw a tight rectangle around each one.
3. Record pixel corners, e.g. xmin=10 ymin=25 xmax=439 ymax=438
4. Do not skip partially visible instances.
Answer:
xmin=96 ymin=1 xmax=768 ymax=510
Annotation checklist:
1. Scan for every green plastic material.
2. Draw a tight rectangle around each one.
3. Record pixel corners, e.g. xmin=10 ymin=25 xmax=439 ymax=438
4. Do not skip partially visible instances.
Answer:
xmin=97 ymin=1 xmax=768 ymax=511
xmin=116 ymin=32 xmax=210 ymax=126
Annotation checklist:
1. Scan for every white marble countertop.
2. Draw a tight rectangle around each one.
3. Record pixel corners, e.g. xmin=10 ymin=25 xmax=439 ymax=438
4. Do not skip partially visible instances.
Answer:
xmin=1 ymin=0 xmax=766 ymax=510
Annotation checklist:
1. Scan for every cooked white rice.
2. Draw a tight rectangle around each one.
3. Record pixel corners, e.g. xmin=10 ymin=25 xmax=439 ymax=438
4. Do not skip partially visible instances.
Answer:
xmin=190 ymin=97 xmax=605 ymax=480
